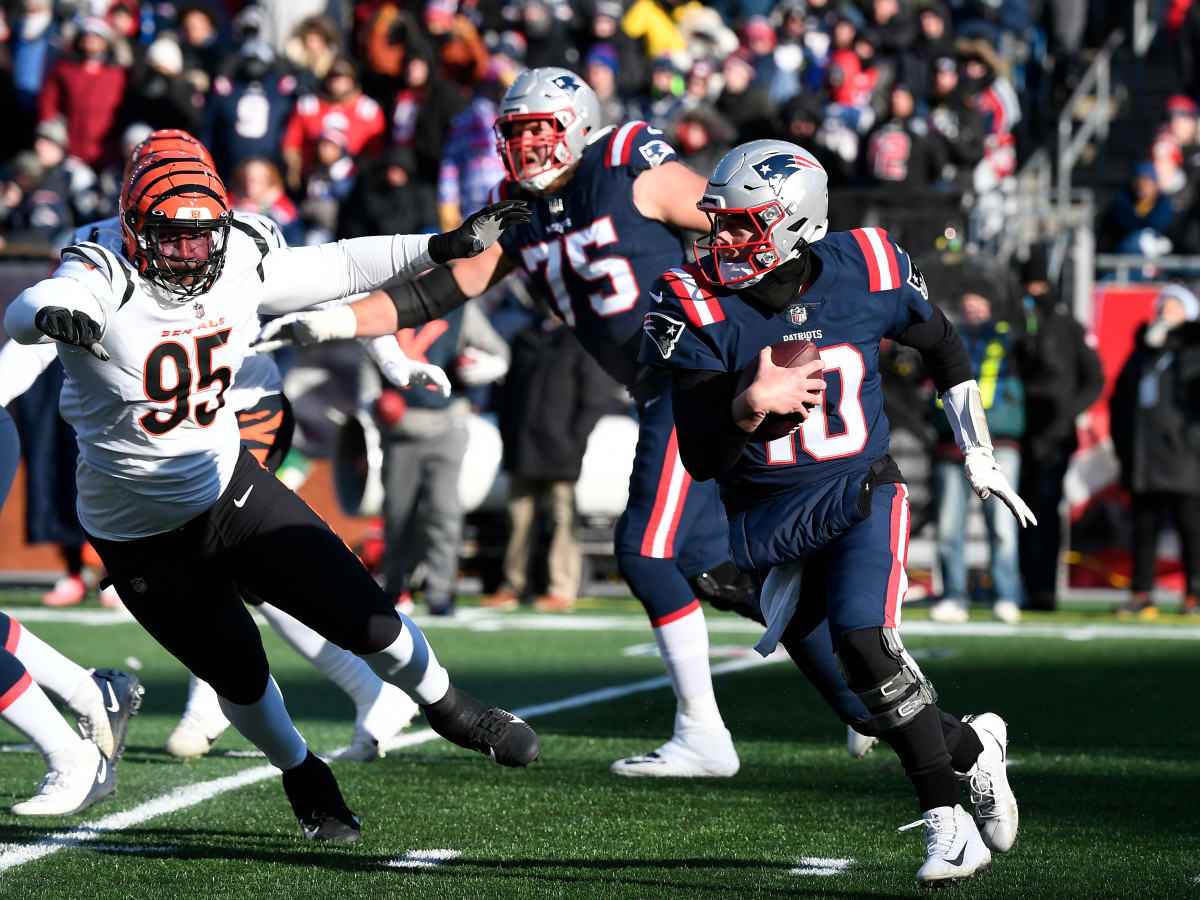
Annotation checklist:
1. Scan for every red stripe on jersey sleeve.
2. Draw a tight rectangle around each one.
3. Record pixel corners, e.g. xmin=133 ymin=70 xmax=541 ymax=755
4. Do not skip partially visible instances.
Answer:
xmin=620 ymin=122 xmax=649 ymax=164
xmin=879 ymin=229 xmax=900 ymax=288
xmin=851 ymin=228 xmax=881 ymax=292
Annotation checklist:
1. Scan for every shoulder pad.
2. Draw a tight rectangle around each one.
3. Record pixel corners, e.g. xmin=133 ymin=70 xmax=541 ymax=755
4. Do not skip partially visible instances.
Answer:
xmin=848 ymin=227 xmax=901 ymax=292
xmin=604 ymin=121 xmax=678 ymax=171
xmin=657 ymin=265 xmax=726 ymax=327
xmin=60 ymin=241 xmax=135 ymax=309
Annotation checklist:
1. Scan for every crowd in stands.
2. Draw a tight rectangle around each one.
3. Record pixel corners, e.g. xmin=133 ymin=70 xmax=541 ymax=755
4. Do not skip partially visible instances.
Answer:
xmin=0 ymin=0 xmax=1101 ymax=254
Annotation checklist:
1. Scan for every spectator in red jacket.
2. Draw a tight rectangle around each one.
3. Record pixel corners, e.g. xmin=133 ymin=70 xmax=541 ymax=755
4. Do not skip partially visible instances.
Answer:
xmin=281 ymin=58 xmax=385 ymax=194
xmin=37 ymin=16 xmax=128 ymax=170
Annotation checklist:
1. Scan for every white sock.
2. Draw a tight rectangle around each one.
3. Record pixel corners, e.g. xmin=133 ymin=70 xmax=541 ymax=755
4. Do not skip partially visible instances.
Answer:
xmin=216 ymin=675 xmax=307 ymax=770
xmin=185 ymin=674 xmax=229 ymax=728
xmin=1 ymin=673 xmax=84 ymax=759
xmin=258 ymin=603 xmax=385 ymax=716
xmin=653 ymin=603 xmax=724 ymax=727
xmin=7 ymin=619 xmax=95 ymax=709
xmin=364 ymin=612 xmax=450 ymax=706
xmin=46 ymin=740 xmax=98 ymax=774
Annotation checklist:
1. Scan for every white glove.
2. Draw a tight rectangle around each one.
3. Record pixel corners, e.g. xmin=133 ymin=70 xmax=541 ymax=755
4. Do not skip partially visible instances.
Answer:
xmin=455 ymin=348 xmax=508 ymax=387
xmin=379 ymin=356 xmax=451 ymax=397
xmin=252 ymin=305 xmax=357 ymax=353
xmin=964 ymin=448 xmax=1038 ymax=528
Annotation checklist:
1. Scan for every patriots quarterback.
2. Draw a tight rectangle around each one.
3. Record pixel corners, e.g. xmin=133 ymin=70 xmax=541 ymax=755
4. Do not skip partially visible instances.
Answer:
xmin=4 ymin=139 xmax=538 ymax=842
xmin=256 ymin=67 xmax=877 ymax=777
xmin=638 ymin=139 xmax=1034 ymax=887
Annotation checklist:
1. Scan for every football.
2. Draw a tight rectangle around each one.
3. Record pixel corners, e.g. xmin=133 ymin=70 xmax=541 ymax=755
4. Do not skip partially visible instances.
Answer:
xmin=734 ymin=340 xmax=823 ymax=443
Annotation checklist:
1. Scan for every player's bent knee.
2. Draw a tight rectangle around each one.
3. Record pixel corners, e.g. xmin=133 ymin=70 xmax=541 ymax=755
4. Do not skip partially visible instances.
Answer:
xmin=352 ymin=611 xmax=404 ymax=655
xmin=616 ymin=553 xmax=697 ymax=622
xmin=211 ymin=661 xmax=271 ymax=706
xmin=834 ymin=626 xmax=938 ymax=734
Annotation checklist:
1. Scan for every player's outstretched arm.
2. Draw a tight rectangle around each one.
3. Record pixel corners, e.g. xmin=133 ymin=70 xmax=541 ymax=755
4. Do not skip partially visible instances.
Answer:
xmin=941 ymin=379 xmax=1037 ymax=527
xmin=362 ymin=335 xmax=451 ymax=397
xmin=632 ymin=161 xmax=712 ymax=232
xmin=5 ymin=278 xmax=109 ymax=360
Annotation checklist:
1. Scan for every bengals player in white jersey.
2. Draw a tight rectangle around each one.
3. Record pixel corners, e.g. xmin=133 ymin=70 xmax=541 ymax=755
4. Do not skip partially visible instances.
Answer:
xmin=5 ymin=144 xmax=535 ymax=842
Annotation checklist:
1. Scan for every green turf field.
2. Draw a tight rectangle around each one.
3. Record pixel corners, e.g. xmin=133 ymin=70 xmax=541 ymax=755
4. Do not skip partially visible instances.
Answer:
xmin=0 ymin=590 xmax=1197 ymax=898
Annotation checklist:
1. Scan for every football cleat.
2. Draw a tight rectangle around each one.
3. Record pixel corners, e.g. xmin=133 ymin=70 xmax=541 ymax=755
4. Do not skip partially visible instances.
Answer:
xmin=848 ymin=725 xmax=879 ymax=759
xmin=166 ymin=709 xmax=230 ymax=759
xmin=928 ymin=600 xmax=970 ymax=623
xmin=960 ymin=713 xmax=1019 ymax=852
xmin=337 ymin=686 xmax=420 ymax=762
xmin=282 ymin=751 xmax=361 ymax=843
xmin=611 ymin=717 xmax=739 ymax=778
xmin=992 ymin=600 xmax=1021 ymax=624
xmin=421 ymin=685 xmax=540 ymax=766
xmin=42 ymin=575 xmax=86 ymax=607
xmin=78 ymin=669 xmax=143 ymax=765
xmin=899 ymin=804 xmax=991 ymax=888
xmin=11 ymin=742 xmax=116 ymax=816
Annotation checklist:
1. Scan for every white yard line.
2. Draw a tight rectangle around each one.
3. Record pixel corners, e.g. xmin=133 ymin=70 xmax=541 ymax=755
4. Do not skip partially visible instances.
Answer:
xmin=790 ymin=857 xmax=853 ymax=877
xmin=0 ymin=653 xmax=784 ymax=875
xmin=6 ymin=605 xmax=1200 ymax=641
xmin=388 ymin=849 xmax=462 ymax=869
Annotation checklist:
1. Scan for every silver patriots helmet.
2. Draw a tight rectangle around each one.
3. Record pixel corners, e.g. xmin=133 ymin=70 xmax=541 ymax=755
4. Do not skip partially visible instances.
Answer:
xmin=694 ymin=139 xmax=829 ymax=289
xmin=494 ymin=67 xmax=602 ymax=193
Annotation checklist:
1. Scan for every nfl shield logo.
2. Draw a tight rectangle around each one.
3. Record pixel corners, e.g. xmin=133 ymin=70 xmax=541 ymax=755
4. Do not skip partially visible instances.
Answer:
xmin=787 ymin=304 xmax=808 ymax=325
xmin=130 ymin=577 xmax=147 ymax=593
xmin=193 ymin=302 xmax=205 ymax=319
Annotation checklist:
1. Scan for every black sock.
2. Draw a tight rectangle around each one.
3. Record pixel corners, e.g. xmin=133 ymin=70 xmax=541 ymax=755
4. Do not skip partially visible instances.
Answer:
xmin=63 ymin=544 xmax=83 ymax=576
xmin=941 ymin=710 xmax=985 ymax=771
xmin=883 ymin=706 xmax=961 ymax=812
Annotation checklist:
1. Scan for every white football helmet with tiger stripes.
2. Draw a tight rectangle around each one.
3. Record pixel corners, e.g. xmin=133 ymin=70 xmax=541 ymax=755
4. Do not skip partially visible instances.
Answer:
xmin=494 ymin=67 xmax=603 ymax=193
xmin=695 ymin=139 xmax=829 ymax=288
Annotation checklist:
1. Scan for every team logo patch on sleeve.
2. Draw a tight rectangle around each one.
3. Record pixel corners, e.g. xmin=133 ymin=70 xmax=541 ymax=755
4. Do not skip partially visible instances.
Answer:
xmin=644 ymin=312 xmax=685 ymax=360
xmin=639 ymin=140 xmax=675 ymax=168
xmin=906 ymin=256 xmax=929 ymax=300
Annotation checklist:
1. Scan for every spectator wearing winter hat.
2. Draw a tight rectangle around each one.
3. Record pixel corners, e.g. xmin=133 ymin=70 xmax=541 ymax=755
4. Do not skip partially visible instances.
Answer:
xmin=863 ymin=82 xmax=946 ymax=191
xmin=37 ymin=16 xmax=129 ymax=170
xmin=684 ymin=58 xmax=718 ymax=105
xmin=584 ymin=43 xmax=630 ymax=128
xmin=301 ymin=128 xmax=357 ymax=245
xmin=1099 ymin=162 xmax=1176 ymax=256
xmin=634 ymin=54 xmax=687 ymax=133
xmin=0 ymin=147 xmax=71 ymax=250
xmin=118 ymin=38 xmax=202 ymax=135
xmin=177 ymin=2 xmax=228 ymax=89
xmin=671 ymin=102 xmax=736 ymax=177
xmin=910 ymin=2 xmax=955 ymax=99
xmin=284 ymin=14 xmax=343 ymax=96
xmin=927 ymin=56 xmax=985 ymax=192
xmin=1150 ymin=95 xmax=1200 ymax=216
xmin=13 ymin=0 xmax=58 ymax=112
xmin=281 ymin=57 xmax=384 ymax=193
xmin=437 ymin=75 xmax=507 ymax=231
xmin=338 ymin=144 xmax=437 ymax=239
xmin=388 ymin=36 xmax=467 ymax=185
xmin=714 ymin=49 xmax=775 ymax=142
xmin=742 ymin=16 xmax=792 ymax=105
xmin=582 ymin=0 xmax=645 ymax=96
xmin=521 ymin=0 xmax=579 ymax=72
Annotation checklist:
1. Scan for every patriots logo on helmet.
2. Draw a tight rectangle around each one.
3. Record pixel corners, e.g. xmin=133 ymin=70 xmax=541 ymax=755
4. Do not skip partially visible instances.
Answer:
xmin=643 ymin=312 xmax=685 ymax=360
xmin=551 ymin=74 xmax=583 ymax=96
xmin=755 ymin=153 xmax=823 ymax=197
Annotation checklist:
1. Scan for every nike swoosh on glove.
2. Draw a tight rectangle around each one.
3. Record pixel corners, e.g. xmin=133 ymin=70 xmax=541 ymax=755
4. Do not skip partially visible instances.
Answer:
xmin=380 ymin=358 xmax=452 ymax=397
xmin=427 ymin=200 xmax=532 ymax=264
xmin=964 ymin=448 xmax=1038 ymax=527
xmin=34 ymin=306 xmax=109 ymax=360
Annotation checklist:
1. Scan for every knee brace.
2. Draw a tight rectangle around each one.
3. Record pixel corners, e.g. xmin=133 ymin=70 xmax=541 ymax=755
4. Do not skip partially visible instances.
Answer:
xmin=688 ymin=560 xmax=763 ymax=625
xmin=835 ymin=627 xmax=937 ymax=734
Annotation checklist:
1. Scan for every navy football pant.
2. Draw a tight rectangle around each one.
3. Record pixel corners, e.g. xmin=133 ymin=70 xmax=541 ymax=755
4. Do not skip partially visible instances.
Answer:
xmin=614 ymin=382 xmax=729 ymax=624
xmin=0 ymin=614 xmax=29 ymax=708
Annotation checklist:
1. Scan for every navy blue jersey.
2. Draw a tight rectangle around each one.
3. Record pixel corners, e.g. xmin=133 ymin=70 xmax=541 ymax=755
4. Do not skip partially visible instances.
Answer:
xmin=493 ymin=121 xmax=688 ymax=388
xmin=637 ymin=227 xmax=935 ymax=512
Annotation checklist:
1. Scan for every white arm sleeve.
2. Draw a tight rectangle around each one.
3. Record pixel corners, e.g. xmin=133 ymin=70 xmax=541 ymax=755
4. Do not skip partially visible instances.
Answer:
xmin=0 ymin=339 xmax=59 ymax=405
xmin=941 ymin=379 xmax=993 ymax=453
xmin=4 ymin=273 xmax=109 ymax=345
xmin=257 ymin=235 xmax=433 ymax=315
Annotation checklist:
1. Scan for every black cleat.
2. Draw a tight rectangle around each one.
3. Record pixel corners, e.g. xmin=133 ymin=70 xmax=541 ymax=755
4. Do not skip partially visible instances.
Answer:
xmin=89 ymin=669 xmax=144 ymax=765
xmin=282 ymin=751 xmax=361 ymax=843
xmin=421 ymin=685 xmax=540 ymax=767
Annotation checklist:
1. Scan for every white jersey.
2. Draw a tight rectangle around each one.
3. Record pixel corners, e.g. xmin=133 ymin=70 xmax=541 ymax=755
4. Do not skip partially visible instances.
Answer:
xmin=71 ymin=214 xmax=285 ymax=411
xmin=6 ymin=223 xmax=434 ymax=541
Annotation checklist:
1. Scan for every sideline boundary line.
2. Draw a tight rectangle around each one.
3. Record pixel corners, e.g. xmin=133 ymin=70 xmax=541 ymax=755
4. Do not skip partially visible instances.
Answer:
xmin=0 ymin=654 xmax=783 ymax=875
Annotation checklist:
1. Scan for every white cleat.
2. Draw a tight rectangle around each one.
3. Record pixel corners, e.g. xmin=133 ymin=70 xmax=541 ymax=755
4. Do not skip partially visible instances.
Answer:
xmin=166 ymin=709 xmax=230 ymax=759
xmin=70 ymin=676 xmax=115 ymax=760
xmin=992 ymin=600 xmax=1021 ymax=624
xmin=929 ymin=600 xmax=970 ymax=623
xmin=847 ymin=725 xmax=879 ymax=759
xmin=338 ymin=687 xmax=421 ymax=762
xmin=900 ymin=804 xmax=991 ymax=888
xmin=960 ymin=713 xmax=1019 ymax=852
xmin=11 ymin=741 xmax=116 ymax=815
xmin=611 ymin=718 xmax=739 ymax=778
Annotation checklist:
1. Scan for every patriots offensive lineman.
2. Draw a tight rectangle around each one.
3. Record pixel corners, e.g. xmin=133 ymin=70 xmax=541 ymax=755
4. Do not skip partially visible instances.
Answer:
xmin=256 ymin=67 xmax=877 ymax=776
xmin=5 ymin=146 xmax=537 ymax=842
xmin=60 ymin=129 xmax=449 ymax=764
xmin=639 ymin=140 xmax=1032 ymax=886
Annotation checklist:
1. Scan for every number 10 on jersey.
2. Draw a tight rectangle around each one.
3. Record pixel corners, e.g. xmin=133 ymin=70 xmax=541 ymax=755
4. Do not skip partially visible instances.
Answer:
xmin=766 ymin=344 xmax=868 ymax=464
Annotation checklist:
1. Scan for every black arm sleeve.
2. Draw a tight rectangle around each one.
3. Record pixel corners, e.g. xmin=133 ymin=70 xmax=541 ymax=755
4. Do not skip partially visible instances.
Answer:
xmin=892 ymin=305 xmax=975 ymax=395
xmin=671 ymin=367 xmax=754 ymax=482
xmin=384 ymin=264 xmax=471 ymax=329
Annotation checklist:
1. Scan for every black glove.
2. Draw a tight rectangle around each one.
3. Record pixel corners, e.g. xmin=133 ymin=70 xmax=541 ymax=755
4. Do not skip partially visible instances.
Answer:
xmin=34 ymin=306 xmax=109 ymax=360
xmin=427 ymin=200 xmax=532 ymax=264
